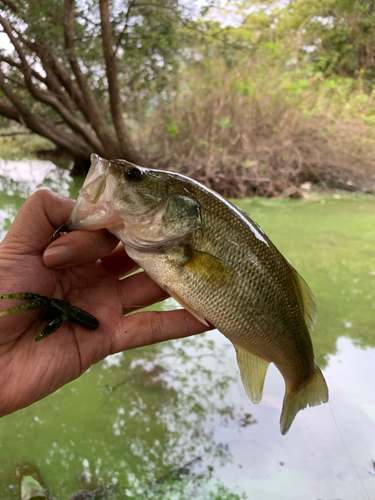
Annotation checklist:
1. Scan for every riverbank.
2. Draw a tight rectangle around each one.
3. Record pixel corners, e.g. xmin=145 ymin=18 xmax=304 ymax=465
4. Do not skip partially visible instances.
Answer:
xmin=0 ymin=121 xmax=375 ymax=199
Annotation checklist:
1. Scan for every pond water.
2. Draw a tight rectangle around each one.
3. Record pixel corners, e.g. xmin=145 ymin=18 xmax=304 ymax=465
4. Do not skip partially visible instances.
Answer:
xmin=0 ymin=159 xmax=375 ymax=500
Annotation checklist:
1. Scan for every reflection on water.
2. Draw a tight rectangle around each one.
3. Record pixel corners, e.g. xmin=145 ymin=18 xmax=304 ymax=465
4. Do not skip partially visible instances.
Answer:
xmin=0 ymin=160 xmax=375 ymax=499
xmin=0 ymin=159 xmax=82 ymax=241
xmin=0 ymin=159 xmax=74 ymax=197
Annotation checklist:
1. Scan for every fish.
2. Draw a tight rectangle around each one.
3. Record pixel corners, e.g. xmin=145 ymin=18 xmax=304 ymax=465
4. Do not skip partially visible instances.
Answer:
xmin=65 ymin=154 xmax=328 ymax=434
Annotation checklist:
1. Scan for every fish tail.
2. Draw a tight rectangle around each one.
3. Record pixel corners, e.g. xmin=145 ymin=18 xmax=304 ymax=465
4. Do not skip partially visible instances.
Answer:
xmin=280 ymin=366 xmax=328 ymax=435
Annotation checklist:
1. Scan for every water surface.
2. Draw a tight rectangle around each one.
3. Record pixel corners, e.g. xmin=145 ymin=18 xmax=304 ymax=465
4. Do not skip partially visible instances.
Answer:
xmin=0 ymin=159 xmax=375 ymax=499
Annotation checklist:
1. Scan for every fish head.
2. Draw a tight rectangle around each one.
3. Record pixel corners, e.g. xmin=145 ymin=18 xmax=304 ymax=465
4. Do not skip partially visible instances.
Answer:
xmin=65 ymin=154 xmax=201 ymax=250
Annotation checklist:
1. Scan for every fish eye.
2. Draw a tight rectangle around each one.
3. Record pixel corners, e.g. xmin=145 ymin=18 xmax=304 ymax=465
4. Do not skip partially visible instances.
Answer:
xmin=124 ymin=167 xmax=143 ymax=182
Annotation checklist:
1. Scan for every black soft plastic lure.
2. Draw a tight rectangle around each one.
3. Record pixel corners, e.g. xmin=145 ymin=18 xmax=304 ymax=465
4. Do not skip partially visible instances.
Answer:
xmin=0 ymin=292 xmax=99 ymax=341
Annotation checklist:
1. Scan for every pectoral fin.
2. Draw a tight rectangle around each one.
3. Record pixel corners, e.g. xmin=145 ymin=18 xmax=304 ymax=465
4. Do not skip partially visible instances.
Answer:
xmin=234 ymin=345 xmax=270 ymax=404
xmin=182 ymin=248 xmax=237 ymax=286
xmin=165 ymin=287 xmax=209 ymax=327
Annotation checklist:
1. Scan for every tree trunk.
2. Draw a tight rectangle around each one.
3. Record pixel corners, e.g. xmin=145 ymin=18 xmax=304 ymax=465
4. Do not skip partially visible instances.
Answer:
xmin=63 ymin=0 xmax=123 ymax=160
xmin=99 ymin=0 xmax=140 ymax=164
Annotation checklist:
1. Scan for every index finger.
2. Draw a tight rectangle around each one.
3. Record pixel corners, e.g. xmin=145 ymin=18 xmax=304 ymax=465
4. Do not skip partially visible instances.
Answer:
xmin=43 ymin=229 xmax=119 ymax=269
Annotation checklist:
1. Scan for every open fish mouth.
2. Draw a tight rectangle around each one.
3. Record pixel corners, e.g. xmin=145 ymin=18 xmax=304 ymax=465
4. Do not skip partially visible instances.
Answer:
xmin=66 ymin=155 xmax=123 ymax=231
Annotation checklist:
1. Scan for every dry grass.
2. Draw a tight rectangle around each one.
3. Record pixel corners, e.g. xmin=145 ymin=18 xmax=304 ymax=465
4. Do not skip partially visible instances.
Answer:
xmin=138 ymin=58 xmax=375 ymax=197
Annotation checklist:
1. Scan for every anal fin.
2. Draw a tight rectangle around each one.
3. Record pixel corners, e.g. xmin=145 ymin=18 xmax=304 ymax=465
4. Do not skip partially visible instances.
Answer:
xmin=234 ymin=345 xmax=270 ymax=404
xmin=165 ymin=287 xmax=209 ymax=327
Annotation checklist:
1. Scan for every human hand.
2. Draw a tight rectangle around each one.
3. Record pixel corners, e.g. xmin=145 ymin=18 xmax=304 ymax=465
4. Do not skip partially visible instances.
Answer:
xmin=0 ymin=189 xmax=208 ymax=417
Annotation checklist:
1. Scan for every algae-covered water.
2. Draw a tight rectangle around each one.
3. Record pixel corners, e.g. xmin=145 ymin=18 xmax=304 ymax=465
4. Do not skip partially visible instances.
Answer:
xmin=0 ymin=159 xmax=375 ymax=500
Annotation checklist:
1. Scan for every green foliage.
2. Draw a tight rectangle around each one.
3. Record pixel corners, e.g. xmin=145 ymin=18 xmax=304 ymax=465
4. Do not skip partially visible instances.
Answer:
xmin=0 ymin=131 xmax=53 ymax=161
xmin=166 ymin=121 xmax=181 ymax=137
xmin=0 ymin=0 xmax=211 ymax=127
xmin=269 ymin=0 xmax=375 ymax=86
xmin=217 ymin=117 xmax=233 ymax=129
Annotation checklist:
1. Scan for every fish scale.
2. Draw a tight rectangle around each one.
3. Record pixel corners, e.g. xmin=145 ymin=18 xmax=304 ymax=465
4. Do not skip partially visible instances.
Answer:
xmin=66 ymin=154 xmax=328 ymax=434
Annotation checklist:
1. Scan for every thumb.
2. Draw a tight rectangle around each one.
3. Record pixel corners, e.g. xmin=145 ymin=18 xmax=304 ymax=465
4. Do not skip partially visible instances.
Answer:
xmin=2 ymin=190 xmax=75 ymax=255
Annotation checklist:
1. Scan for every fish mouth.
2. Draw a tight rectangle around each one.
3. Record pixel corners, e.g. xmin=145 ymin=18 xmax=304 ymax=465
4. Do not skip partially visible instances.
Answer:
xmin=65 ymin=154 xmax=123 ymax=231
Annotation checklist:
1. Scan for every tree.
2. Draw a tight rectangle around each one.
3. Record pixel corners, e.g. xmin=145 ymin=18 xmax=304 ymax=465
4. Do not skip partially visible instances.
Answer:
xmin=0 ymin=0 xmax=195 ymax=169
xmin=274 ymin=0 xmax=375 ymax=84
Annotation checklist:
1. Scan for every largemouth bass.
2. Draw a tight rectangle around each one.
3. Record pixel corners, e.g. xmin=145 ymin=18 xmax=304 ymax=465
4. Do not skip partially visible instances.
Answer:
xmin=66 ymin=154 xmax=329 ymax=434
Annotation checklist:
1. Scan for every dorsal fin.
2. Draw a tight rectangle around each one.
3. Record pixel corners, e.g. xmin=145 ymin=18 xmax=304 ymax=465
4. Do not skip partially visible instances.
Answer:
xmin=290 ymin=266 xmax=318 ymax=330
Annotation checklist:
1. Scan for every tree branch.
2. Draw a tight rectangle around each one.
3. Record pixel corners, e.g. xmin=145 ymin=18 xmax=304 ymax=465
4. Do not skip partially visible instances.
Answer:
xmin=0 ymin=1 xmax=140 ymax=162
xmin=10 ymin=21 xmax=89 ymax=119
xmin=1 ymin=74 xmax=27 ymax=89
xmin=132 ymin=3 xmax=176 ymax=11
xmin=0 ymin=54 xmax=47 ymax=84
xmin=0 ymin=68 xmax=92 ymax=158
xmin=39 ymin=50 xmax=87 ymax=112
xmin=0 ymin=15 xmax=105 ymax=154
xmin=114 ymin=0 xmax=137 ymax=55
xmin=0 ymin=130 xmax=31 ymax=137
xmin=0 ymin=97 xmax=20 ymax=122
xmin=0 ymin=0 xmax=18 ymax=13
xmin=181 ymin=21 xmax=253 ymax=52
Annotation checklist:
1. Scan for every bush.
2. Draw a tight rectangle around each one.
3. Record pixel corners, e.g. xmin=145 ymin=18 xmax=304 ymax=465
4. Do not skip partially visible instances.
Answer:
xmin=138 ymin=55 xmax=375 ymax=197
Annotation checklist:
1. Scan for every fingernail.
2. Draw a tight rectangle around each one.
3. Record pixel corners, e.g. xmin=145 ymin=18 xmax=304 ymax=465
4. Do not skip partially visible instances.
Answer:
xmin=43 ymin=245 xmax=72 ymax=267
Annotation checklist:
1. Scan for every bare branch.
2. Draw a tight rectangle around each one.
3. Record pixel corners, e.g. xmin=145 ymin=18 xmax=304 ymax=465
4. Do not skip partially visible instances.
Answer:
xmin=9 ymin=17 xmax=89 ymax=118
xmin=5 ymin=29 xmax=82 ymax=113
xmin=181 ymin=21 xmax=253 ymax=52
xmin=0 ymin=130 xmax=31 ymax=137
xmin=38 ymin=50 xmax=87 ymax=112
xmin=75 ymin=12 xmax=101 ymax=28
xmin=0 ymin=1 xmax=140 ymax=163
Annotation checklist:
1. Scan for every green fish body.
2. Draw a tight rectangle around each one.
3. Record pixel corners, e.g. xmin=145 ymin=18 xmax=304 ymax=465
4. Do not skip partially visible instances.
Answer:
xmin=66 ymin=154 xmax=328 ymax=434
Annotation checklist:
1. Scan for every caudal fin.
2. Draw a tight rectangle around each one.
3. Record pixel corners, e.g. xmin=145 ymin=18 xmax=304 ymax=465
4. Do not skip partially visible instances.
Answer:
xmin=280 ymin=366 xmax=328 ymax=435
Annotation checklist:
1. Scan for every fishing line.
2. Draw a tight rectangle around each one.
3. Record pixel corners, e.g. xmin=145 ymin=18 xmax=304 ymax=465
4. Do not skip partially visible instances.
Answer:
xmin=51 ymin=268 xmax=59 ymax=290
xmin=48 ymin=227 xmax=65 ymax=293
xmin=329 ymin=401 xmax=370 ymax=500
